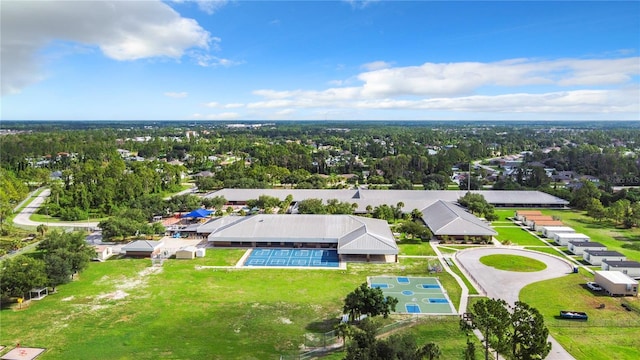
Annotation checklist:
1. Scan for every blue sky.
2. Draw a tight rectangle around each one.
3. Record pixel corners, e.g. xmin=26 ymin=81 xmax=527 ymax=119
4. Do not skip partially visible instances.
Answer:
xmin=1 ymin=0 xmax=639 ymax=121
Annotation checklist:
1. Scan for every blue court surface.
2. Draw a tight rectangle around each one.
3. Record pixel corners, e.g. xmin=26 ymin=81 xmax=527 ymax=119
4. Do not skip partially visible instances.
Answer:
xmin=368 ymin=276 xmax=456 ymax=315
xmin=243 ymin=248 xmax=340 ymax=268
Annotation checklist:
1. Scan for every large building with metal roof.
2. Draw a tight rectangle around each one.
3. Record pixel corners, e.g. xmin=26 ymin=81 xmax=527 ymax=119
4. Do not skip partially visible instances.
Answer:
xmin=206 ymin=188 xmax=569 ymax=211
xmin=202 ymin=214 xmax=398 ymax=262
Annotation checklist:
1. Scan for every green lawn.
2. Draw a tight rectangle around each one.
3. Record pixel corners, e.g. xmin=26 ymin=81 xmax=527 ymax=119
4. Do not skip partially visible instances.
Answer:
xmin=398 ymin=243 xmax=437 ymax=256
xmin=524 ymin=246 xmax=569 ymax=258
xmin=494 ymin=209 xmax=517 ymax=221
xmin=0 ymin=250 xmax=466 ymax=360
xmin=521 ymin=269 xmax=640 ymax=360
xmin=479 ymin=254 xmax=547 ymax=272
xmin=540 ymin=209 xmax=640 ymax=262
xmin=494 ymin=226 xmax=546 ymax=246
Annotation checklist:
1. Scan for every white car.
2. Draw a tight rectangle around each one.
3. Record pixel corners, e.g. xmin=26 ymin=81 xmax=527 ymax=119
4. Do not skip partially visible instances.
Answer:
xmin=587 ymin=282 xmax=602 ymax=291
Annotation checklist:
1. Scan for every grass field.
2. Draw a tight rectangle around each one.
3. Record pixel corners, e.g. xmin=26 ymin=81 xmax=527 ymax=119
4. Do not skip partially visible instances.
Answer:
xmin=521 ymin=268 xmax=640 ymax=360
xmin=398 ymin=243 xmax=437 ymax=256
xmin=494 ymin=226 xmax=546 ymax=246
xmin=0 ymin=250 xmax=465 ymax=360
xmin=479 ymin=254 xmax=547 ymax=272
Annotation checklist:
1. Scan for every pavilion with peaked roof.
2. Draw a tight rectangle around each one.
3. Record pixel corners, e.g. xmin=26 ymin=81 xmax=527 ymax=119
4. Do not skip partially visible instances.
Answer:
xmin=421 ymin=200 xmax=497 ymax=242
xmin=205 ymin=214 xmax=398 ymax=262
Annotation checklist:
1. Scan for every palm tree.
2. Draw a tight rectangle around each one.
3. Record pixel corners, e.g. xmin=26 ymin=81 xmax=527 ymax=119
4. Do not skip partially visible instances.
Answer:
xmin=37 ymin=224 xmax=49 ymax=237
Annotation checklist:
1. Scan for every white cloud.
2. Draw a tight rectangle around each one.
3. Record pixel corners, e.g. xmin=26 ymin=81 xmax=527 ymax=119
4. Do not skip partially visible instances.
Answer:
xmin=1 ymin=0 xmax=212 ymax=95
xmin=245 ymin=57 xmax=639 ymax=117
xmin=343 ymin=0 xmax=380 ymax=10
xmin=204 ymin=101 xmax=219 ymax=107
xmin=276 ymin=109 xmax=296 ymax=116
xmin=361 ymin=61 xmax=392 ymax=71
xmin=356 ymin=57 xmax=640 ymax=97
xmin=165 ymin=91 xmax=188 ymax=98
xmin=195 ymin=0 xmax=229 ymax=15
xmin=192 ymin=52 xmax=242 ymax=67
xmin=224 ymin=103 xmax=245 ymax=108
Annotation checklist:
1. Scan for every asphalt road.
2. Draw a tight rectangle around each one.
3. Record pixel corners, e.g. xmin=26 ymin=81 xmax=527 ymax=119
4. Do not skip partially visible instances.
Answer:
xmin=13 ymin=189 xmax=99 ymax=229
xmin=456 ymin=247 xmax=576 ymax=360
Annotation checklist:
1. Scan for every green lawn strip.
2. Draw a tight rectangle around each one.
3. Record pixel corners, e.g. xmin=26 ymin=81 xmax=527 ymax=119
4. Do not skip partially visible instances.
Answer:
xmin=524 ymin=246 xmax=569 ymax=258
xmin=520 ymin=269 xmax=640 ymax=360
xmin=1 ymin=255 xmax=465 ymax=359
xmin=494 ymin=209 xmax=518 ymax=221
xmin=540 ymin=209 xmax=640 ymax=262
xmin=398 ymin=243 xmax=437 ymax=256
xmin=479 ymin=254 xmax=547 ymax=272
xmin=437 ymin=245 xmax=488 ymax=255
xmin=446 ymin=261 xmax=479 ymax=295
xmin=495 ymin=226 xmax=546 ymax=246
xmin=28 ymin=213 xmax=108 ymax=223
xmin=197 ymin=248 xmax=247 ymax=266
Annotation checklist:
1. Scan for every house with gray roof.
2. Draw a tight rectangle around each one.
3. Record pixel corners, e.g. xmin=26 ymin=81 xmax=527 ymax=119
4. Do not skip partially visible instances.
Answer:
xmin=583 ymin=250 xmax=626 ymax=266
xmin=421 ymin=200 xmax=497 ymax=242
xmin=205 ymin=214 xmax=398 ymax=262
xmin=121 ymin=240 xmax=164 ymax=258
xmin=601 ymin=260 xmax=640 ymax=278
xmin=568 ymin=241 xmax=606 ymax=255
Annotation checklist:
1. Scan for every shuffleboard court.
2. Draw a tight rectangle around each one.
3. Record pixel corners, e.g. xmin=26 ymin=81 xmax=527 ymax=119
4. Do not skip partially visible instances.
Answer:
xmin=243 ymin=248 xmax=340 ymax=268
xmin=368 ymin=276 xmax=456 ymax=315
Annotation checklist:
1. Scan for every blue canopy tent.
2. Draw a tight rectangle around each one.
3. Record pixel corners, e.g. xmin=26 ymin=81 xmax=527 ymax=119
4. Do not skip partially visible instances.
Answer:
xmin=181 ymin=208 xmax=213 ymax=218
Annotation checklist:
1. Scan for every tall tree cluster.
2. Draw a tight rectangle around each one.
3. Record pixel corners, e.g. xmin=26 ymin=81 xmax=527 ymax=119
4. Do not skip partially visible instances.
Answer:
xmin=465 ymin=299 xmax=551 ymax=360
xmin=0 ymin=231 xmax=95 ymax=298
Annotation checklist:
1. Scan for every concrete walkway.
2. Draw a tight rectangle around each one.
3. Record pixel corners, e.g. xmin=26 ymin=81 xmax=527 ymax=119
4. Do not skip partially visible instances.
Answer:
xmin=456 ymin=247 xmax=577 ymax=360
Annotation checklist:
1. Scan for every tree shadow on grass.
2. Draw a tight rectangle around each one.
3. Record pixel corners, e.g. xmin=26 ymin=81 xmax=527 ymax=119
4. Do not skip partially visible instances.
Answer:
xmin=306 ymin=317 xmax=341 ymax=333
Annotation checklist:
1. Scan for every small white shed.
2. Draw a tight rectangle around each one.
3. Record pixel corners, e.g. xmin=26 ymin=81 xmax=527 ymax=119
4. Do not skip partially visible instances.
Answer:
xmin=583 ymin=250 xmax=626 ymax=266
xmin=195 ymin=248 xmax=206 ymax=258
xmin=176 ymin=246 xmax=197 ymax=260
xmin=541 ymin=226 xmax=575 ymax=238
xmin=594 ymin=271 xmax=638 ymax=297
xmin=94 ymin=245 xmax=114 ymax=261
xmin=568 ymin=241 xmax=606 ymax=255
xmin=601 ymin=260 xmax=640 ymax=278
xmin=554 ymin=232 xmax=590 ymax=246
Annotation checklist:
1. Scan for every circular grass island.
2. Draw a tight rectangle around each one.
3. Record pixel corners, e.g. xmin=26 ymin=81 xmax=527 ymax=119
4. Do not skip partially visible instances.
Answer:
xmin=479 ymin=254 xmax=547 ymax=272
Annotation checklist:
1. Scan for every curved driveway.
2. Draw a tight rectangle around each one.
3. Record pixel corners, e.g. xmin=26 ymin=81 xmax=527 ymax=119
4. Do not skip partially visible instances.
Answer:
xmin=13 ymin=189 xmax=99 ymax=228
xmin=456 ymin=247 xmax=576 ymax=360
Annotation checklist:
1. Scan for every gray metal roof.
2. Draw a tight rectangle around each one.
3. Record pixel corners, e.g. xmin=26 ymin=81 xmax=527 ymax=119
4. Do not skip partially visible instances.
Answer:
xmin=206 ymin=189 xmax=569 ymax=208
xmin=569 ymin=241 xmax=605 ymax=247
xmin=122 ymin=240 xmax=164 ymax=252
xmin=584 ymin=250 xmax=625 ymax=257
xmin=206 ymin=214 xmax=397 ymax=255
xmin=602 ymin=260 xmax=640 ymax=268
xmin=421 ymin=200 xmax=497 ymax=236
